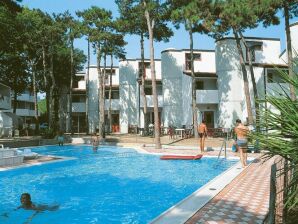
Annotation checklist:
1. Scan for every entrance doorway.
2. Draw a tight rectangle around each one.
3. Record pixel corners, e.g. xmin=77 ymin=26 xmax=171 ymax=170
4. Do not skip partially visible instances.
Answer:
xmin=111 ymin=114 xmax=119 ymax=132
xmin=105 ymin=112 xmax=120 ymax=133
xmin=202 ymin=111 xmax=214 ymax=128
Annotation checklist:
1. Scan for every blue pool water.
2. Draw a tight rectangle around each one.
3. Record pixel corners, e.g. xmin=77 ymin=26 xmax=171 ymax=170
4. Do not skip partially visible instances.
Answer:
xmin=0 ymin=145 xmax=238 ymax=224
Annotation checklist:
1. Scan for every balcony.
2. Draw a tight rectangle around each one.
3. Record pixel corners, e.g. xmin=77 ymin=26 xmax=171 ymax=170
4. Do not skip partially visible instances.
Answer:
xmin=72 ymin=102 xmax=86 ymax=113
xmin=17 ymin=93 xmax=34 ymax=102
xmin=266 ymin=83 xmax=290 ymax=97
xmin=15 ymin=109 xmax=37 ymax=117
xmin=196 ymin=90 xmax=219 ymax=104
xmin=105 ymin=99 xmax=120 ymax=110
xmin=140 ymin=95 xmax=163 ymax=107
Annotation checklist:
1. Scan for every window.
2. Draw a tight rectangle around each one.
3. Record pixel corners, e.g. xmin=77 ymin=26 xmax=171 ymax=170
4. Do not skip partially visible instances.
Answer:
xmin=102 ymin=69 xmax=116 ymax=75
xmin=185 ymin=53 xmax=201 ymax=70
xmin=267 ymin=73 xmax=274 ymax=83
xmin=138 ymin=62 xmax=150 ymax=77
xmin=144 ymin=86 xmax=152 ymax=95
xmin=246 ymin=42 xmax=263 ymax=62
xmin=195 ymin=81 xmax=204 ymax=90
xmin=105 ymin=90 xmax=119 ymax=99
xmin=72 ymin=95 xmax=85 ymax=102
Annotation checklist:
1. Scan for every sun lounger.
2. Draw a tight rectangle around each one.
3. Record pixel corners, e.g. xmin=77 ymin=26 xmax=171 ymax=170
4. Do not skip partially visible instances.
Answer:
xmin=20 ymin=148 xmax=39 ymax=160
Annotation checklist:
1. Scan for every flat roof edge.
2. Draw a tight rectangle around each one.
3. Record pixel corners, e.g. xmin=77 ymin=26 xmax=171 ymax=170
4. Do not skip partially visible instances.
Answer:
xmin=216 ymin=36 xmax=280 ymax=42
xmin=161 ymin=49 xmax=215 ymax=53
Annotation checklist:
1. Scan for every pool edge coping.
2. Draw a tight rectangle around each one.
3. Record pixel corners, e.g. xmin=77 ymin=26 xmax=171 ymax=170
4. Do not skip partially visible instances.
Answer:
xmin=0 ymin=156 xmax=77 ymax=171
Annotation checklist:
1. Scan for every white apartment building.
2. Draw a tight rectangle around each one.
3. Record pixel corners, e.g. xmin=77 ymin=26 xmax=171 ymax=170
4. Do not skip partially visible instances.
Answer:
xmin=119 ymin=59 xmax=162 ymax=133
xmin=72 ymin=66 xmax=121 ymax=133
xmin=73 ymin=22 xmax=298 ymax=133
xmin=0 ymin=83 xmax=13 ymax=137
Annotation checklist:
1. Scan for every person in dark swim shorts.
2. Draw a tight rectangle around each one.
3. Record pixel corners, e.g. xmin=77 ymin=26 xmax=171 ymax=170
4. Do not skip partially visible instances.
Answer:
xmin=198 ymin=120 xmax=208 ymax=153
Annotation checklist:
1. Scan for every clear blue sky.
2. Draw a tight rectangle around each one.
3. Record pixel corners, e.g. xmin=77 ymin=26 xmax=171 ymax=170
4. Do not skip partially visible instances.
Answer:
xmin=22 ymin=0 xmax=297 ymax=66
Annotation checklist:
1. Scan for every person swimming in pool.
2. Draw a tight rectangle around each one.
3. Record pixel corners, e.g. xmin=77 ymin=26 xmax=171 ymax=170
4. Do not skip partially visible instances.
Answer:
xmin=1 ymin=193 xmax=59 ymax=223
xmin=17 ymin=193 xmax=59 ymax=211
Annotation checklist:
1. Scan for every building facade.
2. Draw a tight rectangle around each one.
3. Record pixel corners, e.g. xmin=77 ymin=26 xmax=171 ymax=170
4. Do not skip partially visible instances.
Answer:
xmin=0 ymin=83 xmax=13 ymax=137
xmin=72 ymin=22 xmax=298 ymax=133
xmin=11 ymin=90 xmax=38 ymax=127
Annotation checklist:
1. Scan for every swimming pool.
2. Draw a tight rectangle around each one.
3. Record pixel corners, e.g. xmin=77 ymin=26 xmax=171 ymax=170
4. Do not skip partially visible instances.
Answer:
xmin=0 ymin=145 xmax=238 ymax=224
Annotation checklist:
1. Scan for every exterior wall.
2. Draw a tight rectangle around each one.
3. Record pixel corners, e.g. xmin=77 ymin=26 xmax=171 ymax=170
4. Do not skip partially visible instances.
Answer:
xmin=0 ymin=112 xmax=13 ymax=137
xmin=87 ymin=67 xmax=99 ymax=133
xmin=11 ymin=91 xmax=38 ymax=119
xmin=0 ymin=83 xmax=12 ymax=137
xmin=0 ymin=83 xmax=11 ymax=110
xmin=290 ymin=23 xmax=298 ymax=49
xmin=144 ymin=60 xmax=162 ymax=80
xmin=290 ymin=23 xmax=298 ymax=73
xmin=119 ymin=60 xmax=138 ymax=133
xmin=161 ymin=49 xmax=216 ymax=128
xmin=216 ymin=39 xmax=248 ymax=128
xmin=161 ymin=51 xmax=185 ymax=127
xmin=216 ymin=37 xmax=283 ymax=128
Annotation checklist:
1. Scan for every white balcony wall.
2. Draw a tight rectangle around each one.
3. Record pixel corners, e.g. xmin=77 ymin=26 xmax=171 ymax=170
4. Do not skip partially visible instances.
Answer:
xmin=72 ymin=102 xmax=86 ymax=113
xmin=16 ymin=109 xmax=36 ymax=117
xmin=196 ymin=90 xmax=219 ymax=104
xmin=78 ymin=80 xmax=86 ymax=89
xmin=144 ymin=60 xmax=162 ymax=80
xmin=187 ymin=51 xmax=216 ymax=73
xmin=104 ymin=68 xmax=120 ymax=86
xmin=140 ymin=95 xmax=163 ymax=107
xmin=104 ymin=99 xmax=120 ymax=110
xmin=17 ymin=93 xmax=34 ymax=102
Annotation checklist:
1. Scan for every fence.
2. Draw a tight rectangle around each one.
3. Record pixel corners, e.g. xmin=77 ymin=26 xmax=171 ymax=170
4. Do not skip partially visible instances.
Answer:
xmin=266 ymin=157 xmax=296 ymax=223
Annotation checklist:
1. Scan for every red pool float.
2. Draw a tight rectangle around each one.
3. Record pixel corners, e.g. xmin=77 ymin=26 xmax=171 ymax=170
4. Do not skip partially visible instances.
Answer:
xmin=160 ymin=154 xmax=203 ymax=160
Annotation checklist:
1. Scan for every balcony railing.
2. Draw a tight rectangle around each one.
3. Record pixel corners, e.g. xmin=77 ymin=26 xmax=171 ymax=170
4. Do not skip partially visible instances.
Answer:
xmin=196 ymin=90 xmax=219 ymax=104
xmin=104 ymin=99 xmax=120 ymax=110
xmin=72 ymin=102 xmax=86 ymax=113
xmin=140 ymin=95 xmax=163 ymax=107
xmin=266 ymin=83 xmax=290 ymax=97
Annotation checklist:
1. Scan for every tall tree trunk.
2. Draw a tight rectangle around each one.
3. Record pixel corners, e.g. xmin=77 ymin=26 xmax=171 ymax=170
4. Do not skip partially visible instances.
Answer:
xmin=188 ymin=21 xmax=198 ymax=138
xmin=140 ymin=33 xmax=148 ymax=134
xmin=32 ymin=64 xmax=39 ymax=135
xmin=86 ymin=37 xmax=90 ymax=134
xmin=233 ymin=28 xmax=254 ymax=125
xmin=284 ymin=3 xmax=296 ymax=101
xmin=66 ymin=37 xmax=74 ymax=133
xmin=42 ymin=45 xmax=50 ymax=124
xmin=144 ymin=4 xmax=161 ymax=149
xmin=102 ymin=53 xmax=107 ymax=138
xmin=49 ymin=46 xmax=56 ymax=131
xmin=239 ymin=31 xmax=260 ymax=131
xmin=97 ymin=44 xmax=104 ymax=139
xmin=108 ymin=54 xmax=113 ymax=133
xmin=58 ymin=85 xmax=68 ymax=132
xmin=13 ymin=78 xmax=17 ymax=114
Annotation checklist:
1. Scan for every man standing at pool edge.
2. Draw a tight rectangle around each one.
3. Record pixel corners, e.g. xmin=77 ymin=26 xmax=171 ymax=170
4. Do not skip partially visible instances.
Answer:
xmin=234 ymin=119 xmax=249 ymax=168
xmin=198 ymin=120 xmax=208 ymax=153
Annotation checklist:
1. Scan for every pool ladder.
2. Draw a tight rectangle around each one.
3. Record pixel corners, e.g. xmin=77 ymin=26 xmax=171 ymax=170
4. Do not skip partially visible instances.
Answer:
xmin=217 ymin=132 xmax=229 ymax=159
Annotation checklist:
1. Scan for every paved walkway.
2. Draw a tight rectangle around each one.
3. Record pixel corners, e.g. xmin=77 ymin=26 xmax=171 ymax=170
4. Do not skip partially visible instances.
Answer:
xmin=185 ymin=158 xmax=273 ymax=224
